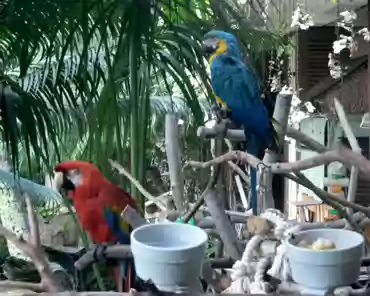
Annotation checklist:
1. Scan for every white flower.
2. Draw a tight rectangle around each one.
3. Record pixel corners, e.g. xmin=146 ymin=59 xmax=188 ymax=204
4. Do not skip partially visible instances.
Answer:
xmin=339 ymin=10 xmax=357 ymax=23
xmin=270 ymin=75 xmax=281 ymax=92
xmin=304 ymin=101 xmax=316 ymax=113
xmin=291 ymin=94 xmax=301 ymax=107
xmin=328 ymin=53 xmax=342 ymax=79
xmin=337 ymin=10 xmax=356 ymax=32
xmin=291 ymin=7 xmax=301 ymax=28
xmin=291 ymin=6 xmax=314 ymax=30
xmin=332 ymin=35 xmax=352 ymax=54
xmin=330 ymin=68 xmax=342 ymax=79
xmin=280 ymin=85 xmax=293 ymax=95
xmin=358 ymin=28 xmax=370 ymax=42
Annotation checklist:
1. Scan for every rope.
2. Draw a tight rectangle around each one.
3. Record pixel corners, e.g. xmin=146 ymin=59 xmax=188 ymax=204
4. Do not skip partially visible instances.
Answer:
xmin=224 ymin=208 xmax=293 ymax=294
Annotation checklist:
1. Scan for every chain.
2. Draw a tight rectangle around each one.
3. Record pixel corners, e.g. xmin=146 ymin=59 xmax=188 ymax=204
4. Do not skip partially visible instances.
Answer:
xmin=256 ymin=163 xmax=267 ymax=208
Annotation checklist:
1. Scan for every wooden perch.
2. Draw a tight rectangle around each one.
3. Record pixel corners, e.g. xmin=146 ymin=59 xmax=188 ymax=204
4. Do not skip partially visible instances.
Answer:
xmin=19 ymin=292 xmax=297 ymax=296
xmin=121 ymin=205 xmax=147 ymax=229
xmin=261 ymin=92 xmax=293 ymax=210
xmin=0 ymin=195 xmax=64 ymax=293
xmin=186 ymin=147 xmax=370 ymax=218
xmin=74 ymin=245 xmax=132 ymax=270
xmin=334 ymin=98 xmax=361 ymax=216
xmin=185 ymin=147 xmax=370 ymax=178
xmin=203 ymin=189 xmax=242 ymax=260
xmin=76 ymin=205 xmax=145 ymax=270
xmin=198 ymin=126 xmax=327 ymax=153
xmin=165 ymin=113 xmax=186 ymax=213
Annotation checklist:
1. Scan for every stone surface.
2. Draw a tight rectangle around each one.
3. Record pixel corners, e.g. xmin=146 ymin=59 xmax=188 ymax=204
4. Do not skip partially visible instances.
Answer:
xmin=39 ymin=213 xmax=79 ymax=247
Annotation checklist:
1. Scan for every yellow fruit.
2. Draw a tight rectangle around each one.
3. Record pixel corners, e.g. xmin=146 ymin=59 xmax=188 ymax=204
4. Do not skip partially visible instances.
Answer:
xmin=310 ymin=238 xmax=336 ymax=250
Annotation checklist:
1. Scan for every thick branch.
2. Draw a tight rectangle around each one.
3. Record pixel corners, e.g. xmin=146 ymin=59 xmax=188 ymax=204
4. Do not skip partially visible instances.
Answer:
xmin=185 ymin=147 xmax=370 ymax=178
xmin=197 ymin=126 xmax=327 ymax=153
xmin=109 ymin=159 xmax=167 ymax=211
xmin=165 ymin=113 xmax=186 ymax=212
xmin=334 ymin=98 xmax=361 ymax=216
xmin=20 ymin=293 xmax=294 ymax=296
xmin=0 ymin=195 xmax=64 ymax=293
xmin=203 ymin=189 xmax=242 ymax=260
xmin=75 ymin=245 xmax=132 ymax=271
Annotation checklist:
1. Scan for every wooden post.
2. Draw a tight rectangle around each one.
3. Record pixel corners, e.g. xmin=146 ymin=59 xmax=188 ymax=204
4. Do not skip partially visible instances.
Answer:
xmin=165 ymin=113 xmax=186 ymax=213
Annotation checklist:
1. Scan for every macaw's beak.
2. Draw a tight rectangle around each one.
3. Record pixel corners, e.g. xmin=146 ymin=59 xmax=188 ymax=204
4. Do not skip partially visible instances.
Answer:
xmin=202 ymin=37 xmax=219 ymax=59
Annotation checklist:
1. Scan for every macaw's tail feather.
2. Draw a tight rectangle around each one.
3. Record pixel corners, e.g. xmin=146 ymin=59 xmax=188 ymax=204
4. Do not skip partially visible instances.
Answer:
xmin=111 ymin=259 xmax=136 ymax=292
xmin=112 ymin=265 xmax=123 ymax=292
xmin=250 ymin=167 xmax=257 ymax=215
xmin=270 ymin=118 xmax=280 ymax=154
xmin=122 ymin=259 xmax=136 ymax=292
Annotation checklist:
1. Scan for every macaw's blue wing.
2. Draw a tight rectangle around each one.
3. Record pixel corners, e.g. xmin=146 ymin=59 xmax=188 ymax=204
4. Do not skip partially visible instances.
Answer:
xmin=210 ymin=55 xmax=278 ymax=215
xmin=210 ymin=55 xmax=275 ymax=157
xmin=103 ymin=206 xmax=136 ymax=292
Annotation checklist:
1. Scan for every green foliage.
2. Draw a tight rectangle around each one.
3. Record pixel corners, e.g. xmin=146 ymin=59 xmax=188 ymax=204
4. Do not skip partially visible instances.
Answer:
xmin=0 ymin=0 xmax=286 ymax=182
xmin=0 ymin=1 xmax=289 ymax=291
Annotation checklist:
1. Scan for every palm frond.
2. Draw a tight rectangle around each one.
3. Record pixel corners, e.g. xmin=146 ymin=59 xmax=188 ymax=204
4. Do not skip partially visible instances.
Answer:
xmin=0 ymin=169 xmax=62 ymax=203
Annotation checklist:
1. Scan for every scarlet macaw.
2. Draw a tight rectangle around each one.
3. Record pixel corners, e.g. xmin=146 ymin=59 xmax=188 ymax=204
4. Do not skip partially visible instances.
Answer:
xmin=202 ymin=30 xmax=278 ymax=214
xmin=53 ymin=160 xmax=139 ymax=292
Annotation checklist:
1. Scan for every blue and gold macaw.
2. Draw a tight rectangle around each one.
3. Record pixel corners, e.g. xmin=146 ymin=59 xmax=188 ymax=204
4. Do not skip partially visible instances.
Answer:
xmin=203 ymin=30 xmax=278 ymax=214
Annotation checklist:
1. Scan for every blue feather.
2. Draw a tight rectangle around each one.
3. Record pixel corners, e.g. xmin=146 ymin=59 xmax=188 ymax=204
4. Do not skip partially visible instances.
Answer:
xmin=103 ymin=207 xmax=135 ymax=287
xmin=206 ymin=30 xmax=276 ymax=214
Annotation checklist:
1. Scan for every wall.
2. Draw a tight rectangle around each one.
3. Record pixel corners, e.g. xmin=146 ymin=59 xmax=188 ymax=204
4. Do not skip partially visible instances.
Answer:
xmin=316 ymin=65 xmax=368 ymax=114
xmin=297 ymin=116 xmax=327 ymax=201
xmin=266 ymin=0 xmax=367 ymax=31
xmin=293 ymin=114 xmax=369 ymax=202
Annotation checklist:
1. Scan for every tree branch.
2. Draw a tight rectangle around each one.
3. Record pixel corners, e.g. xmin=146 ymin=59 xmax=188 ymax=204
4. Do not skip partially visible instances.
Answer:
xmin=203 ymin=188 xmax=242 ymax=260
xmin=165 ymin=113 xmax=186 ymax=213
xmin=0 ymin=195 xmax=64 ymax=293
xmin=197 ymin=126 xmax=327 ymax=153
xmin=109 ymin=159 xmax=167 ymax=211
xmin=185 ymin=147 xmax=370 ymax=178
xmin=334 ymin=98 xmax=361 ymax=216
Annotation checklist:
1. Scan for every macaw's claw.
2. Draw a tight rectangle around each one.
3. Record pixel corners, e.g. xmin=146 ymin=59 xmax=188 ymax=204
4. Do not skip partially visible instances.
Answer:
xmin=218 ymin=107 xmax=230 ymax=119
xmin=211 ymin=103 xmax=220 ymax=112
xmin=92 ymin=243 xmax=114 ymax=263
xmin=214 ymin=119 xmax=231 ymax=139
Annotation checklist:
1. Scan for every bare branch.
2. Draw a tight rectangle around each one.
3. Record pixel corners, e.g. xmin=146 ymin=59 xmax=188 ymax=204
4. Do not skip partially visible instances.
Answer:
xmin=109 ymin=159 xmax=167 ymax=211
xmin=19 ymin=292 xmax=293 ymax=296
xmin=26 ymin=197 xmax=41 ymax=248
xmin=185 ymin=147 xmax=370 ymax=178
xmin=0 ymin=195 xmax=63 ymax=293
xmin=75 ymin=245 xmax=132 ymax=271
xmin=334 ymin=98 xmax=361 ymax=153
xmin=165 ymin=113 xmax=186 ymax=213
xmin=121 ymin=205 xmax=147 ymax=229
xmin=203 ymin=188 xmax=242 ymax=260
xmin=334 ymin=98 xmax=361 ymax=216
xmin=197 ymin=126 xmax=327 ymax=153
xmin=223 ymin=139 xmax=250 ymax=185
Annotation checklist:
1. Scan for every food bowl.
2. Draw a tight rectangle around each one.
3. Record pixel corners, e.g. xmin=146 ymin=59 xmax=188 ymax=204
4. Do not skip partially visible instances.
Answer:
xmin=287 ymin=228 xmax=364 ymax=290
xmin=131 ymin=223 xmax=208 ymax=292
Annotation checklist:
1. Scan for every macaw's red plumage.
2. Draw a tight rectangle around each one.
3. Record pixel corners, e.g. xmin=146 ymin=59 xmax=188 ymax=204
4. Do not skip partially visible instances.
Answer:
xmin=53 ymin=160 xmax=140 ymax=292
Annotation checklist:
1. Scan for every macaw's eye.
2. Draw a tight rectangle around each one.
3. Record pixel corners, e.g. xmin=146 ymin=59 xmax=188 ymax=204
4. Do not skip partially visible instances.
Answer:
xmin=202 ymin=38 xmax=219 ymax=54
xmin=67 ymin=169 xmax=82 ymax=187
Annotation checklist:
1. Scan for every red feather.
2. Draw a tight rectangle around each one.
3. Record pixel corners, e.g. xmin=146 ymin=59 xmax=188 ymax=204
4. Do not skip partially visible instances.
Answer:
xmin=55 ymin=161 xmax=138 ymax=244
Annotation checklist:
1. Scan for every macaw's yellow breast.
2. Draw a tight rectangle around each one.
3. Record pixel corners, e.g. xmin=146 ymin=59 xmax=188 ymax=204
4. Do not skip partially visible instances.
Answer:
xmin=208 ymin=39 xmax=229 ymax=110
xmin=208 ymin=39 xmax=228 ymax=65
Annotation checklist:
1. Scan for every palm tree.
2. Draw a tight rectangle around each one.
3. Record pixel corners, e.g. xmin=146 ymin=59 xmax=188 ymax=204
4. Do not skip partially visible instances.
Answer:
xmin=1 ymin=0 xmax=285 ymax=192
xmin=0 ymin=0 xmax=288 ymax=286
